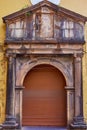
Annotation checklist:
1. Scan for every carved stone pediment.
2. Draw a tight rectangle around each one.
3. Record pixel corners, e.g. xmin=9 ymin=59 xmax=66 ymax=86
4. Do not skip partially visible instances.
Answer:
xmin=3 ymin=0 xmax=87 ymax=44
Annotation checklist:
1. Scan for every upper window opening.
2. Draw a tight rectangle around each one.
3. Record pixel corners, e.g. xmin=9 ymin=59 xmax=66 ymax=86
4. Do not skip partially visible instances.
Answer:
xmin=8 ymin=20 xmax=26 ymax=39
xmin=62 ymin=20 xmax=74 ymax=38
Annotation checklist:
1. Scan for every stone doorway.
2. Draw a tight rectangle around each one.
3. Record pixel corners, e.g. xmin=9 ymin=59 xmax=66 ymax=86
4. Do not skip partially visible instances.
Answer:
xmin=22 ymin=64 xmax=67 ymax=126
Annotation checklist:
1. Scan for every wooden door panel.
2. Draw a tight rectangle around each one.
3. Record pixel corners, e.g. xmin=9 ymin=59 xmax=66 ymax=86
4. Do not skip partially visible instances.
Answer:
xmin=23 ymin=65 xmax=66 ymax=126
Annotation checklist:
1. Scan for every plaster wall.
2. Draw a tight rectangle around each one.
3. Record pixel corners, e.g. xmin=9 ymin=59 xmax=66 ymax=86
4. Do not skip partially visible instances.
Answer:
xmin=60 ymin=0 xmax=87 ymax=123
xmin=0 ymin=0 xmax=30 ymax=123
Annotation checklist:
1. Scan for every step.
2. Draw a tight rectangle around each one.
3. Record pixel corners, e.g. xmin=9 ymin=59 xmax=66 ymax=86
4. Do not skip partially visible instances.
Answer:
xmin=22 ymin=126 xmax=67 ymax=130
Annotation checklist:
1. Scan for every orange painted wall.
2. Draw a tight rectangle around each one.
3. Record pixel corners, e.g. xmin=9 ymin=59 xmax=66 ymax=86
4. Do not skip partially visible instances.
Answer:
xmin=60 ymin=0 xmax=87 ymax=123
xmin=0 ymin=0 xmax=31 ymax=123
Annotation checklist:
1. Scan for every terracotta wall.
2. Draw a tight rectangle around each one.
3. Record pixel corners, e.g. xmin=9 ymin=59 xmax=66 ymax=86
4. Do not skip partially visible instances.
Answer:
xmin=0 ymin=0 xmax=87 ymax=123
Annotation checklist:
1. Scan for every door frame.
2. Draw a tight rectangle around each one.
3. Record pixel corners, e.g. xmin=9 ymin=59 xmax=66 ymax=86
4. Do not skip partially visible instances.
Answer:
xmin=22 ymin=64 xmax=67 ymax=126
xmin=15 ymin=57 xmax=74 ymax=128
xmin=2 ymin=54 xmax=85 ymax=130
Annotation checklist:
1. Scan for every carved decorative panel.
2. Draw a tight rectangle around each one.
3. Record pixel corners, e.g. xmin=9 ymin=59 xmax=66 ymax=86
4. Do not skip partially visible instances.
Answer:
xmin=4 ymin=4 xmax=85 ymax=43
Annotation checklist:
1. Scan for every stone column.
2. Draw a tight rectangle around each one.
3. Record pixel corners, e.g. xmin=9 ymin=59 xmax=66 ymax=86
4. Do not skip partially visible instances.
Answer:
xmin=2 ymin=54 xmax=18 ymax=130
xmin=70 ymin=54 xmax=87 ymax=129
xmin=65 ymin=86 xmax=74 ymax=126
xmin=15 ymin=86 xmax=24 ymax=129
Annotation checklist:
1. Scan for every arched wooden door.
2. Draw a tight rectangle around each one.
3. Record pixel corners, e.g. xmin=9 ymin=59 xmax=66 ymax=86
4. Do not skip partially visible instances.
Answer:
xmin=22 ymin=64 xmax=67 ymax=126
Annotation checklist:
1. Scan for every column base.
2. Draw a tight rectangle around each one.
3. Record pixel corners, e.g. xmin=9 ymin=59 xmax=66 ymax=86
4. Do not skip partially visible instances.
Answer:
xmin=70 ymin=116 xmax=87 ymax=130
xmin=0 ymin=115 xmax=18 ymax=130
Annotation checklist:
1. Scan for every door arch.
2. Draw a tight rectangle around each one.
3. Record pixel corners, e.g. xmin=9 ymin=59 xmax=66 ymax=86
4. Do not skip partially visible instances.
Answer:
xmin=22 ymin=64 xmax=67 ymax=126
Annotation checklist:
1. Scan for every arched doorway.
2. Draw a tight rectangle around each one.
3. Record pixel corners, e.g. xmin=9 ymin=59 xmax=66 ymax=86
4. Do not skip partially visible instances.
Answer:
xmin=22 ymin=64 xmax=67 ymax=126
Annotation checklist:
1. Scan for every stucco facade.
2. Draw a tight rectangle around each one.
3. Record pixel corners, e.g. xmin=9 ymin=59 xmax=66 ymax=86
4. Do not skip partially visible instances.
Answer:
xmin=60 ymin=0 xmax=87 ymax=123
xmin=0 ymin=0 xmax=87 ymax=127
xmin=0 ymin=0 xmax=30 ymax=123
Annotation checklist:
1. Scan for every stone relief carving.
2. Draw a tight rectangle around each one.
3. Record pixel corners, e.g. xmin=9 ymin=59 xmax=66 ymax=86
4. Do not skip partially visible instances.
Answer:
xmin=16 ymin=56 xmax=73 ymax=87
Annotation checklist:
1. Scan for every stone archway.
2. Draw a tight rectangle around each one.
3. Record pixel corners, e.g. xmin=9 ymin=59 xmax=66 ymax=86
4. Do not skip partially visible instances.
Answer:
xmin=22 ymin=64 xmax=67 ymax=127
xmin=2 ymin=52 xmax=86 ymax=130
xmin=16 ymin=58 xmax=73 ymax=87
xmin=15 ymin=57 xmax=74 ymax=128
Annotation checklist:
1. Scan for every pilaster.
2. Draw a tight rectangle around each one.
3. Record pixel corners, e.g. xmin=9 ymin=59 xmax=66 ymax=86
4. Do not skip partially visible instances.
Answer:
xmin=1 ymin=54 xmax=18 ymax=130
xmin=65 ymin=86 xmax=74 ymax=126
xmin=70 ymin=53 xmax=87 ymax=129
xmin=15 ymin=86 xmax=24 ymax=129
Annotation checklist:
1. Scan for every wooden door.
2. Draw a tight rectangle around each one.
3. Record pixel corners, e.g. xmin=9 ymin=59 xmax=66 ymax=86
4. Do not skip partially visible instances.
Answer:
xmin=22 ymin=64 xmax=67 ymax=126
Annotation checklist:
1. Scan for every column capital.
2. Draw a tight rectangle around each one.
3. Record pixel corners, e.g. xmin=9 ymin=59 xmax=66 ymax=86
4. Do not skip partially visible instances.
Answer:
xmin=65 ymin=86 xmax=74 ymax=90
xmin=15 ymin=86 xmax=25 ymax=90
xmin=6 ymin=52 xmax=16 ymax=58
xmin=73 ymin=53 xmax=83 ymax=64
xmin=73 ymin=53 xmax=83 ymax=59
